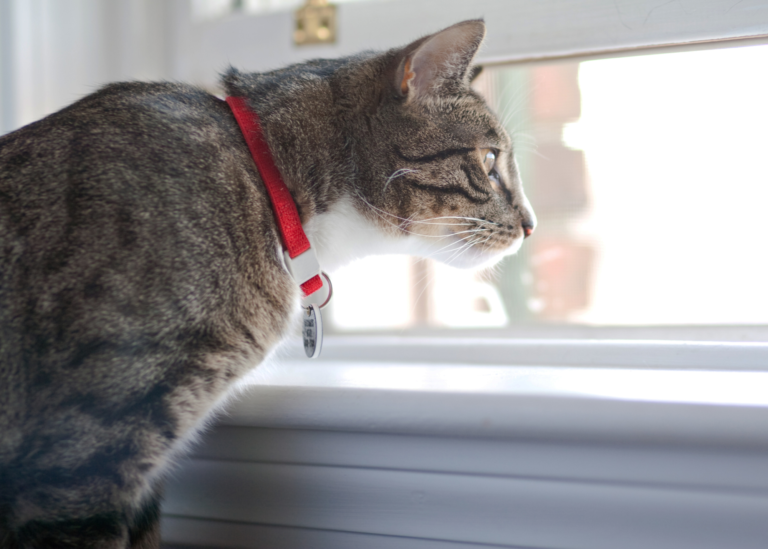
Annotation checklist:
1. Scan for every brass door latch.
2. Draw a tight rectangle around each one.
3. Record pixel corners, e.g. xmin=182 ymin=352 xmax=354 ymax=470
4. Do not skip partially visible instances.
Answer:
xmin=294 ymin=0 xmax=337 ymax=45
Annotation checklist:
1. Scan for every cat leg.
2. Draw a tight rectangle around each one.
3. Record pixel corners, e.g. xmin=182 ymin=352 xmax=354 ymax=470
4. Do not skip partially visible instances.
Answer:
xmin=0 ymin=510 xmax=14 ymax=549
xmin=5 ymin=482 xmax=164 ymax=549
xmin=14 ymin=513 xmax=130 ymax=549
xmin=128 ymin=483 xmax=163 ymax=549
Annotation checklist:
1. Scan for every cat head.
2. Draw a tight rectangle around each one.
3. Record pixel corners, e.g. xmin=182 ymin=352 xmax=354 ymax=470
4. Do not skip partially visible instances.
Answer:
xmin=344 ymin=19 xmax=536 ymax=271
xmin=225 ymin=20 xmax=536 ymax=272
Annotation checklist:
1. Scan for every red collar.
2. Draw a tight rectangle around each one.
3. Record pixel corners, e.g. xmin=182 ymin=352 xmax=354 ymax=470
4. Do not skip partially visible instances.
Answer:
xmin=226 ymin=96 xmax=323 ymax=297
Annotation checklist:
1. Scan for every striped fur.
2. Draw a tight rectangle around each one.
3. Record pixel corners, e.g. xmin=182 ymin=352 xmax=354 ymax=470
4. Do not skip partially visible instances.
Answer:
xmin=0 ymin=20 xmax=534 ymax=548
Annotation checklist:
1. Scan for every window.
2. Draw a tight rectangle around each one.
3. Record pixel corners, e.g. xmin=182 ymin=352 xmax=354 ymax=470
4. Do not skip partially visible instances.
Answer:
xmin=328 ymin=45 xmax=768 ymax=333
xmin=159 ymin=5 xmax=768 ymax=548
xmin=172 ymin=0 xmax=768 ymax=341
xmin=4 ymin=2 xmax=768 ymax=546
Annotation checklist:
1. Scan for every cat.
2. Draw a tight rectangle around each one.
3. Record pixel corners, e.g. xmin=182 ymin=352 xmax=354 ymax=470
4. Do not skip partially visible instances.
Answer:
xmin=0 ymin=19 xmax=535 ymax=549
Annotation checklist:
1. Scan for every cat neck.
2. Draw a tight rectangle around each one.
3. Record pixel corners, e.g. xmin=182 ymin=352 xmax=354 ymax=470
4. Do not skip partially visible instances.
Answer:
xmin=222 ymin=62 xmax=388 ymax=273
xmin=302 ymin=197 xmax=387 ymax=272
xmin=222 ymin=64 xmax=359 ymax=227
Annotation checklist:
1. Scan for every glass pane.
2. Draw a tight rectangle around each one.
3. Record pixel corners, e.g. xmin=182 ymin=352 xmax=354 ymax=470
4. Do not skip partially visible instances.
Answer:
xmin=327 ymin=44 xmax=768 ymax=331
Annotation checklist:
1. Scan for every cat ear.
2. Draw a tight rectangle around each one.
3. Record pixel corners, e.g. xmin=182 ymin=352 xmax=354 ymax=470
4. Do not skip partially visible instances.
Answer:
xmin=396 ymin=19 xmax=486 ymax=101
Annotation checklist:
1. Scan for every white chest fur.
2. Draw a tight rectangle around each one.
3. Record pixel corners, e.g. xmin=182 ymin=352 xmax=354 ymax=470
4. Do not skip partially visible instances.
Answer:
xmin=303 ymin=196 xmax=525 ymax=274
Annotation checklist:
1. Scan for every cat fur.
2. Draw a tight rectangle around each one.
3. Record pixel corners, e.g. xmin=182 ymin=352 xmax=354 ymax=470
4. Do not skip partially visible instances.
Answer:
xmin=0 ymin=20 xmax=534 ymax=548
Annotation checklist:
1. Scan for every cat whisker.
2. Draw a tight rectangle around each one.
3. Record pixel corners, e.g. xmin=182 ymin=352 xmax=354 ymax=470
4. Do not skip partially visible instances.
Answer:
xmin=443 ymin=235 xmax=483 ymax=263
xmin=444 ymin=241 xmax=480 ymax=265
xmin=512 ymin=145 xmax=541 ymax=155
xmin=354 ymin=189 xmax=497 ymax=229
xmin=454 ymin=235 xmax=490 ymax=264
xmin=361 ymin=203 xmax=467 ymax=240
xmin=430 ymin=232 xmax=478 ymax=255
xmin=431 ymin=230 xmax=488 ymax=256
xmin=434 ymin=229 xmax=489 ymax=256
xmin=449 ymin=229 xmax=499 ymax=264
xmin=511 ymin=131 xmax=537 ymax=141
xmin=383 ymin=168 xmax=419 ymax=193
xmin=449 ymin=228 xmax=492 ymax=238
xmin=525 ymin=148 xmax=550 ymax=160
xmin=511 ymin=134 xmax=538 ymax=150
xmin=479 ymin=260 xmax=503 ymax=282
xmin=495 ymin=80 xmax=526 ymax=121
xmin=478 ymin=233 xmax=494 ymax=252
xmin=357 ymin=197 xmax=472 ymax=228
xmin=424 ymin=215 xmax=500 ymax=226
xmin=497 ymin=84 xmax=537 ymax=131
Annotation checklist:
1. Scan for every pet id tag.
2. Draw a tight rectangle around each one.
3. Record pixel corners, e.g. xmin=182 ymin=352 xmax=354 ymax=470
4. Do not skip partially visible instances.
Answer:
xmin=303 ymin=303 xmax=323 ymax=359
xmin=300 ymin=272 xmax=332 ymax=359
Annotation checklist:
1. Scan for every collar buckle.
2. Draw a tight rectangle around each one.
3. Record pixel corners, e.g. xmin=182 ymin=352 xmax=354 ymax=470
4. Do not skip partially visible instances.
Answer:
xmin=283 ymin=246 xmax=320 ymax=288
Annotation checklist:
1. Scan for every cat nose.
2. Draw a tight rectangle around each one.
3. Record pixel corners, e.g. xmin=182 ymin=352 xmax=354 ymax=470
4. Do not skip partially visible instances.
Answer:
xmin=522 ymin=221 xmax=534 ymax=239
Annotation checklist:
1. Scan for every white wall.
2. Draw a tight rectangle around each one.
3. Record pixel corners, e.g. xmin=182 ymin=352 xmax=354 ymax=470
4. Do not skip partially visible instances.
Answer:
xmin=0 ymin=0 xmax=174 ymax=134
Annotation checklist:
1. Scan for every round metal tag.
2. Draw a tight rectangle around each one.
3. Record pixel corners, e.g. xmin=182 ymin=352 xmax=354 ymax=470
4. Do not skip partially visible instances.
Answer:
xmin=302 ymin=304 xmax=323 ymax=359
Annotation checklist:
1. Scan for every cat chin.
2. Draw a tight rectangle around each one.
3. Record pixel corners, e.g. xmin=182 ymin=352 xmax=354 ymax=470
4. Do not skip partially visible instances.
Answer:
xmin=423 ymin=235 xmax=524 ymax=271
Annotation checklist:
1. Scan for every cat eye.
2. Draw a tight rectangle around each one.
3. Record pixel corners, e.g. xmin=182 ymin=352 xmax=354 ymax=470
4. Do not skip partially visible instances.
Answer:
xmin=478 ymin=148 xmax=502 ymax=192
xmin=479 ymin=148 xmax=496 ymax=174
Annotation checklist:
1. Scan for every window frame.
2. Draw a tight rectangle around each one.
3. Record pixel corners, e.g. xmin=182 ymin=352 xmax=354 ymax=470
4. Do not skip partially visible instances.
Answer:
xmin=2 ymin=3 xmax=768 ymax=546
xmin=170 ymin=0 xmax=768 ymax=86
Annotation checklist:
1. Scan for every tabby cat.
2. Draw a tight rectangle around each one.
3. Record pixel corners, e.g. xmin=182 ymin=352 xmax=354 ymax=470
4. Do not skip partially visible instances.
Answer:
xmin=0 ymin=19 xmax=535 ymax=548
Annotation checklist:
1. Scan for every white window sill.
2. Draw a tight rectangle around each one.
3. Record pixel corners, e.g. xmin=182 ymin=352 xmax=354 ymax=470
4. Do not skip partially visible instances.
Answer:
xmin=216 ymin=336 xmax=768 ymax=445
xmin=162 ymin=337 xmax=768 ymax=549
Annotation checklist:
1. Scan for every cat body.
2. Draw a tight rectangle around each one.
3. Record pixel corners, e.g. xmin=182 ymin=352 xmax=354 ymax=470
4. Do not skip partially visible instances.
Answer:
xmin=0 ymin=21 xmax=534 ymax=548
